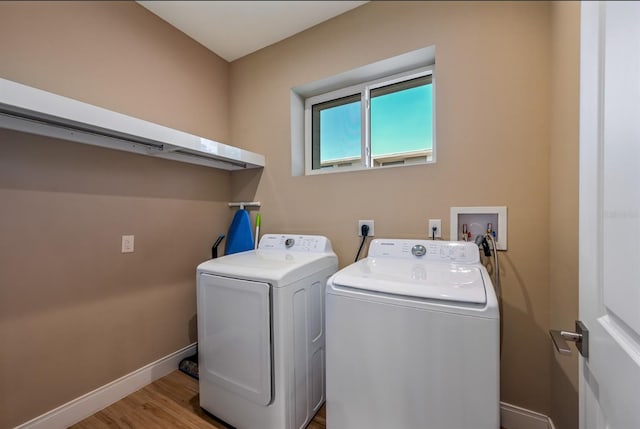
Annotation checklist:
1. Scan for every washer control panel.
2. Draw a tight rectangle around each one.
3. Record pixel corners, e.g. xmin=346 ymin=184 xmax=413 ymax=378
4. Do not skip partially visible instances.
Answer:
xmin=368 ymin=239 xmax=480 ymax=263
xmin=258 ymin=234 xmax=333 ymax=253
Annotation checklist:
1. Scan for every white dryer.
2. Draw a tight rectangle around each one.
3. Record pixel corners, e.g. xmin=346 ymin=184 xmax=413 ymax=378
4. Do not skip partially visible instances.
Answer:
xmin=197 ymin=234 xmax=338 ymax=429
xmin=326 ymin=239 xmax=500 ymax=429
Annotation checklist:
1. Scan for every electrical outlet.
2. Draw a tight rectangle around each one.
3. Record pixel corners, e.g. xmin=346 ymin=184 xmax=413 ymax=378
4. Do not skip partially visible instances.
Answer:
xmin=121 ymin=235 xmax=135 ymax=253
xmin=428 ymin=219 xmax=442 ymax=238
xmin=358 ymin=220 xmax=375 ymax=237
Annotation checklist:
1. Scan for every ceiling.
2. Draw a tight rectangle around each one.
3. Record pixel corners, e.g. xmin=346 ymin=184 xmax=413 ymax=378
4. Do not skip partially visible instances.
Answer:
xmin=137 ymin=1 xmax=368 ymax=62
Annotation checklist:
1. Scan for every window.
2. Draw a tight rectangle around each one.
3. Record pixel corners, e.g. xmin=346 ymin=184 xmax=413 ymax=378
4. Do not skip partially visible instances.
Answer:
xmin=304 ymin=66 xmax=434 ymax=174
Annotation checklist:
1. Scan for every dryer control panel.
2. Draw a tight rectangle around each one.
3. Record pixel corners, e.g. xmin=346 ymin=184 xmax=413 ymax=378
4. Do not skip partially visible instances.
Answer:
xmin=368 ymin=239 xmax=480 ymax=264
xmin=258 ymin=234 xmax=333 ymax=253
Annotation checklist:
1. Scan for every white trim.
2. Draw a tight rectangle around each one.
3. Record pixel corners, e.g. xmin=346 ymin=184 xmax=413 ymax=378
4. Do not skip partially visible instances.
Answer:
xmin=501 ymin=401 xmax=555 ymax=429
xmin=293 ymin=45 xmax=436 ymax=98
xmin=290 ymin=90 xmax=305 ymax=176
xmin=15 ymin=343 xmax=197 ymax=429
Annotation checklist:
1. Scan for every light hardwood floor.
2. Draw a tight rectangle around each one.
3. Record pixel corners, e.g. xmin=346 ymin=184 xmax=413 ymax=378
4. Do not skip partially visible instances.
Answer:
xmin=70 ymin=370 xmax=326 ymax=429
xmin=71 ymin=370 xmax=503 ymax=429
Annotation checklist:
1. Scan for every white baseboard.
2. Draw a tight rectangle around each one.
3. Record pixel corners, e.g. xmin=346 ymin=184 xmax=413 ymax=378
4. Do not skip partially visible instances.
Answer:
xmin=501 ymin=401 xmax=555 ymax=429
xmin=15 ymin=343 xmax=197 ymax=429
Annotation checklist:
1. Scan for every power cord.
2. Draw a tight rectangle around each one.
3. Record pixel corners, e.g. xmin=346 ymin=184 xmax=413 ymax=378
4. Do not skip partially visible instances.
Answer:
xmin=485 ymin=234 xmax=501 ymax=299
xmin=477 ymin=232 xmax=503 ymax=355
xmin=354 ymin=224 xmax=370 ymax=262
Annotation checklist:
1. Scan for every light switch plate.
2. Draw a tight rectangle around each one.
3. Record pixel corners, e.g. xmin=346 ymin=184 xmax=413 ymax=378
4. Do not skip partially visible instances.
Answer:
xmin=121 ymin=235 xmax=134 ymax=253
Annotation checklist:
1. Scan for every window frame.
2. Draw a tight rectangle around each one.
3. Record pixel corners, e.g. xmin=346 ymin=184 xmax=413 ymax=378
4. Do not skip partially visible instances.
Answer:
xmin=304 ymin=65 xmax=435 ymax=176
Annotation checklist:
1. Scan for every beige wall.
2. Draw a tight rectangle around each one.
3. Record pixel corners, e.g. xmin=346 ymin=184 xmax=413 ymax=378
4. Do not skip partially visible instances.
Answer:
xmin=549 ymin=2 xmax=580 ymax=429
xmin=230 ymin=0 xmax=553 ymax=415
xmin=0 ymin=1 xmax=229 ymax=141
xmin=0 ymin=2 xmax=231 ymax=427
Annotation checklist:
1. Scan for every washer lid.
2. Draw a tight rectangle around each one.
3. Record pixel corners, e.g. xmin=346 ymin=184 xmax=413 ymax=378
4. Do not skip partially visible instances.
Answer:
xmin=332 ymin=258 xmax=487 ymax=304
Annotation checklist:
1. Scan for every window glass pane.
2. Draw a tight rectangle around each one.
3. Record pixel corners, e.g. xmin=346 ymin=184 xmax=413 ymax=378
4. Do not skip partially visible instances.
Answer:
xmin=312 ymin=94 xmax=361 ymax=169
xmin=370 ymin=76 xmax=433 ymax=166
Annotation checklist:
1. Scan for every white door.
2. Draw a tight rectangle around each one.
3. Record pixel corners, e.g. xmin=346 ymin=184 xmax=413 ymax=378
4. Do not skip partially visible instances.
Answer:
xmin=579 ymin=2 xmax=640 ymax=428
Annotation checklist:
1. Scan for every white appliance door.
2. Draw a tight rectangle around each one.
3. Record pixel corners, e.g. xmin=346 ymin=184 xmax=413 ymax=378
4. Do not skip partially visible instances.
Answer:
xmin=325 ymin=291 xmax=499 ymax=429
xmin=579 ymin=2 xmax=640 ymax=428
xmin=198 ymin=273 xmax=272 ymax=406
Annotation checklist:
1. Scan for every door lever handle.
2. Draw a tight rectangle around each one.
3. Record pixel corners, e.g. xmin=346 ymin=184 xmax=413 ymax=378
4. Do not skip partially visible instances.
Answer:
xmin=549 ymin=320 xmax=589 ymax=358
xmin=549 ymin=330 xmax=580 ymax=354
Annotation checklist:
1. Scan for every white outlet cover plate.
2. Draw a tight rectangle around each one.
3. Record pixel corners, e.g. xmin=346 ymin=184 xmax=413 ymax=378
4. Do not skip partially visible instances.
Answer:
xmin=428 ymin=219 xmax=442 ymax=238
xmin=122 ymin=235 xmax=135 ymax=253
xmin=358 ymin=220 xmax=375 ymax=237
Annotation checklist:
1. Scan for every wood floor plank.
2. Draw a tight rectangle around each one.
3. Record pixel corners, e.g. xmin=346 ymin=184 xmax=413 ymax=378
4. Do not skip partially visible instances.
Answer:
xmin=70 ymin=370 xmax=500 ymax=428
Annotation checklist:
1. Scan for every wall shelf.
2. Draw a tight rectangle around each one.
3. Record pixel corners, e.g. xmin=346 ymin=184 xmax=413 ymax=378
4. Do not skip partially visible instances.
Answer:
xmin=0 ymin=77 xmax=265 ymax=171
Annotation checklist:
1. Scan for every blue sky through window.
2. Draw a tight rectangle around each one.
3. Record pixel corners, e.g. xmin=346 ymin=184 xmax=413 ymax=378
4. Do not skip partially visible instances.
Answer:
xmin=319 ymin=100 xmax=361 ymax=163
xmin=371 ymin=84 xmax=432 ymax=156
xmin=318 ymin=83 xmax=432 ymax=164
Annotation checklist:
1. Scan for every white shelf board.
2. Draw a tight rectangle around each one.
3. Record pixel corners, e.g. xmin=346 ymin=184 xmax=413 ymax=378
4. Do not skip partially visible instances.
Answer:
xmin=0 ymin=77 xmax=265 ymax=171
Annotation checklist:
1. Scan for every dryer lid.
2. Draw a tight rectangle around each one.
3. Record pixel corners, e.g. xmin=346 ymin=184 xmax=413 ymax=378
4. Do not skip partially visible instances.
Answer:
xmin=331 ymin=258 xmax=487 ymax=304
xmin=197 ymin=249 xmax=337 ymax=286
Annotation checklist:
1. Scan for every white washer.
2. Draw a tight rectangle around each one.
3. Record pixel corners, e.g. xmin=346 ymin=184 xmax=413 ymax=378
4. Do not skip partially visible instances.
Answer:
xmin=197 ymin=234 xmax=338 ymax=429
xmin=326 ymin=239 xmax=500 ymax=429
